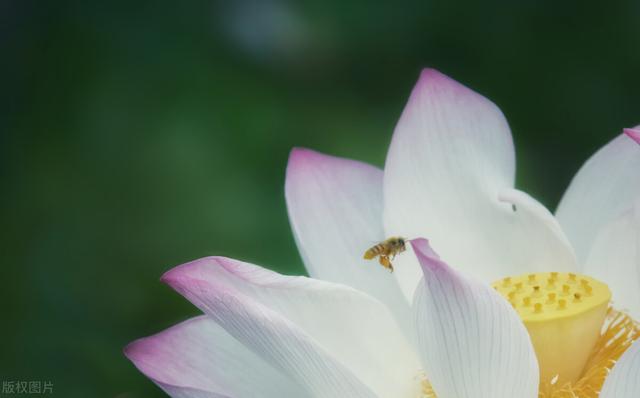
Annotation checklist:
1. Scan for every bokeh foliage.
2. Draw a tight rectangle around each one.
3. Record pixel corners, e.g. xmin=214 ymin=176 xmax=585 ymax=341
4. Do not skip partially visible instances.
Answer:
xmin=2 ymin=0 xmax=640 ymax=396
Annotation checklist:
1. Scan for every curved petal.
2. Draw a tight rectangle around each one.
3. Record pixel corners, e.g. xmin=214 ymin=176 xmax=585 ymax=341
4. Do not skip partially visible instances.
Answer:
xmin=600 ymin=340 xmax=640 ymax=398
xmin=161 ymin=386 xmax=228 ymax=398
xmin=583 ymin=201 xmax=640 ymax=319
xmin=556 ymin=129 xmax=640 ymax=264
xmin=627 ymin=128 xmax=640 ymax=144
xmin=162 ymin=257 xmax=421 ymax=398
xmin=285 ymin=148 xmax=411 ymax=327
xmin=496 ymin=188 xmax=577 ymax=271
xmin=384 ymin=69 xmax=577 ymax=291
xmin=411 ymin=238 xmax=539 ymax=398
xmin=125 ymin=316 xmax=306 ymax=398
xmin=386 ymin=240 xmax=424 ymax=303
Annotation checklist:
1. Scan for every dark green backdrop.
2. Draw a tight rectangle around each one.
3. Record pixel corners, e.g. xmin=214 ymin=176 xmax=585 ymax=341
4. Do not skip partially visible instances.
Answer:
xmin=2 ymin=0 xmax=640 ymax=396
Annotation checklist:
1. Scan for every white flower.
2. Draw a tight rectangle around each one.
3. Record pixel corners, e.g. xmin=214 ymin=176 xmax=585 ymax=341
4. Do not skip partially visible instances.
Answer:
xmin=126 ymin=69 xmax=640 ymax=398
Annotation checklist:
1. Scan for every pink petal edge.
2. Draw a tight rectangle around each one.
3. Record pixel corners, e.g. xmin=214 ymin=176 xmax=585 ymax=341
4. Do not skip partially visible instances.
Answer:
xmin=624 ymin=128 xmax=640 ymax=145
xmin=160 ymin=255 xmax=364 ymax=296
xmin=160 ymin=256 xmax=277 ymax=287
xmin=412 ymin=68 xmax=476 ymax=98
xmin=409 ymin=238 xmax=453 ymax=277
xmin=286 ymin=146 xmax=382 ymax=181
xmin=123 ymin=316 xmax=220 ymax=393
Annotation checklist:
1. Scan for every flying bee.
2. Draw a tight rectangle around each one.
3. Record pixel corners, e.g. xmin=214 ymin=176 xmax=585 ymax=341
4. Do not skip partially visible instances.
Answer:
xmin=363 ymin=236 xmax=407 ymax=272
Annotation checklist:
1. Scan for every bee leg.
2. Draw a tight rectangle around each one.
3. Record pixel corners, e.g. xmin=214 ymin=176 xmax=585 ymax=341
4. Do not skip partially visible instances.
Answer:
xmin=379 ymin=256 xmax=394 ymax=273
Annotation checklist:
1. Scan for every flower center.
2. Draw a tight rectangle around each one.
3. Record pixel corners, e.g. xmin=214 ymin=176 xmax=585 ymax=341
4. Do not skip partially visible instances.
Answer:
xmin=418 ymin=272 xmax=638 ymax=397
xmin=492 ymin=272 xmax=611 ymax=386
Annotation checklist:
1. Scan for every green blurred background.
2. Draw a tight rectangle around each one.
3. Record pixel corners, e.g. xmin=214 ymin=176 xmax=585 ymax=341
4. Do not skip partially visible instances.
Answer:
xmin=2 ymin=0 xmax=640 ymax=396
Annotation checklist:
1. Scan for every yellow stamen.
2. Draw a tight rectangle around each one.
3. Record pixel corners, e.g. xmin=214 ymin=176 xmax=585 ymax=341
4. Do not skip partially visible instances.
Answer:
xmin=417 ymin=308 xmax=639 ymax=398
xmin=419 ymin=376 xmax=437 ymax=398
xmin=539 ymin=308 xmax=640 ymax=397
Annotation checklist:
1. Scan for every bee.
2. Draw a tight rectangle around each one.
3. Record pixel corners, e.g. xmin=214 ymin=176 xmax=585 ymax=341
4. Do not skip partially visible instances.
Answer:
xmin=363 ymin=236 xmax=407 ymax=272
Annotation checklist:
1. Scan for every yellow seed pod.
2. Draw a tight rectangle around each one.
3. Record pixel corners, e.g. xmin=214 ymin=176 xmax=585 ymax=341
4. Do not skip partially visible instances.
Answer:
xmin=492 ymin=272 xmax=611 ymax=385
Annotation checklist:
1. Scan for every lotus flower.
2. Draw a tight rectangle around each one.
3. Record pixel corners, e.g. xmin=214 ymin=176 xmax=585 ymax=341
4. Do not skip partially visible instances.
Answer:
xmin=125 ymin=69 xmax=640 ymax=397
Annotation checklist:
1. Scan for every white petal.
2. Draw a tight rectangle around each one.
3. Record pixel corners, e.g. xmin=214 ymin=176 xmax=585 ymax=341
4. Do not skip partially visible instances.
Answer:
xmin=411 ymin=238 xmax=539 ymax=398
xmin=286 ymin=148 xmax=411 ymax=328
xmin=600 ymin=340 xmax=640 ymax=398
xmin=583 ymin=201 xmax=640 ymax=319
xmin=386 ymin=241 xmax=424 ymax=303
xmin=384 ymin=69 xmax=577 ymax=293
xmin=557 ymin=129 xmax=640 ymax=263
xmin=161 ymin=386 xmax=227 ymax=398
xmin=162 ymin=257 xmax=421 ymax=398
xmin=496 ymin=188 xmax=578 ymax=272
xmin=125 ymin=316 xmax=307 ymax=398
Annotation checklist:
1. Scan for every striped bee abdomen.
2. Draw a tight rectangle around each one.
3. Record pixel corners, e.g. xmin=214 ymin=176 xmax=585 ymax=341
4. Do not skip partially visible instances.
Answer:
xmin=363 ymin=244 xmax=385 ymax=259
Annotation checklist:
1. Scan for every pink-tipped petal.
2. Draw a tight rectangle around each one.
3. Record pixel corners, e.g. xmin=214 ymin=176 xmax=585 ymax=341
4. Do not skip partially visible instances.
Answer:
xmin=163 ymin=277 xmax=376 ymax=398
xmin=600 ymin=340 xmax=640 ymax=398
xmin=285 ymin=148 xmax=411 ymax=328
xmin=124 ymin=316 xmax=305 ymax=397
xmin=625 ymin=128 xmax=640 ymax=145
xmin=583 ymin=201 xmax=640 ymax=319
xmin=384 ymin=69 xmax=576 ymax=291
xmin=411 ymin=238 xmax=539 ymax=398
xmin=557 ymin=128 xmax=640 ymax=263
xmin=162 ymin=256 xmax=420 ymax=398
